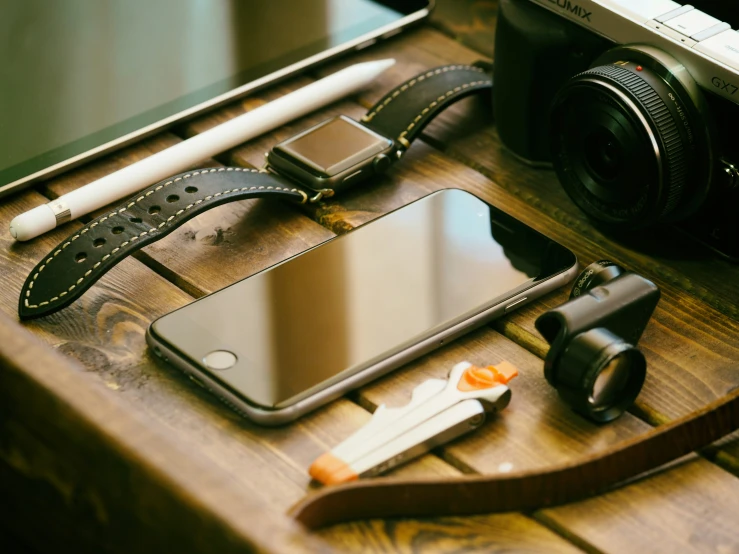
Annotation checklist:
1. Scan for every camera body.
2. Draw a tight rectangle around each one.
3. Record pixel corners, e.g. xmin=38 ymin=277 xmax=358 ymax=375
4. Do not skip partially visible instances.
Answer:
xmin=494 ymin=0 xmax=739 ymax=260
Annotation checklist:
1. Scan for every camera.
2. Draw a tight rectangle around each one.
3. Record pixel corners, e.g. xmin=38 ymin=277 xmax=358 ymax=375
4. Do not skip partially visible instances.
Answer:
xmin=494 ymin=0 xmax=739 ymax=260
xmin=536 ymin=260 xmax=660 ymax=423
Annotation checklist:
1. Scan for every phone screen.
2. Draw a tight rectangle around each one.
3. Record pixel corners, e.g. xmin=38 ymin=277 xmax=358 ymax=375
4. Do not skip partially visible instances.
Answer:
xmin=150 ymin=189 xmax=576 ymax=408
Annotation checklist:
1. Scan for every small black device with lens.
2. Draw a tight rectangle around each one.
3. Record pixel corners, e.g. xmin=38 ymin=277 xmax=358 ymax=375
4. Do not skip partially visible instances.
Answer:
xmin=535 ymin=260 xmax=660 ymax=423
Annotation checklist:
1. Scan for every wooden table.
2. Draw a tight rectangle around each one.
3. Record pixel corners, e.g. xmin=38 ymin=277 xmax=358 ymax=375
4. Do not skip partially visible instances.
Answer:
xmin=3 ymin=2 xmax=739 ymax=552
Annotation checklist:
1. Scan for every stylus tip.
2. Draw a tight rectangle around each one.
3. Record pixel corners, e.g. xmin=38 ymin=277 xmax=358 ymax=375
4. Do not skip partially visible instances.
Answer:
xmin=9 ymin=204 xmax=57 ymax=241
xmin=375 ymin=58 xmax=396 ymax=70
xmin=355 ymin=58 xmax=396 ymax=74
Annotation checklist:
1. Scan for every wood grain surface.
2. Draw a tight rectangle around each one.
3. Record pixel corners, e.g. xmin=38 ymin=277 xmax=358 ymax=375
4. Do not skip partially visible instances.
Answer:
xmin=2 ymin=1 xmax=739 ymax=553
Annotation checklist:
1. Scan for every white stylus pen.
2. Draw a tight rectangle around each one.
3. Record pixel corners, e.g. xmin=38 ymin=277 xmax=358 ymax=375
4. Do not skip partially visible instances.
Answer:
xmin=10 ymin=58 xmax=396 ymax=241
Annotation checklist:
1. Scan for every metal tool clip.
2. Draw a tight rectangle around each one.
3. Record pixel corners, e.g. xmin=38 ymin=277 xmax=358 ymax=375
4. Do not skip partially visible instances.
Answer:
xmin=309 ymin=360 xmax=518 ymax=485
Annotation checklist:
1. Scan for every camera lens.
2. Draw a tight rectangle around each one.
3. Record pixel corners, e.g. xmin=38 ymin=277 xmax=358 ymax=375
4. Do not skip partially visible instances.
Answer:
xmin=569 ymin=259 xmax=624 ymax=299
xmin=556 ymin=328 xmax=646 ymax=423
xmin=550 ymin=46 xmax=715 ymax=228
xmin=584 ymin=128 xmax=622 ymax=182
xmin=589 ymin=352 xmax=631 ymax=408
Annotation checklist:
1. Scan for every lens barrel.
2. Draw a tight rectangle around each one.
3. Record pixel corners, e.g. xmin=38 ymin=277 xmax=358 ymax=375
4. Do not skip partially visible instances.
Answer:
xmin=550 ymin=46 xmax=714 ymax=228
xmin=555 ymin=327 xmax=646 ymax=423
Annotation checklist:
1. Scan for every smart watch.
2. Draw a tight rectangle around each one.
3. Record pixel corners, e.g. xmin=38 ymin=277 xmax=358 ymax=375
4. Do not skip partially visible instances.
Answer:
xmin=267 ymin=115 xmax=394 ymax=198
xmin=18 ymin=63 xmax=492 ymax=320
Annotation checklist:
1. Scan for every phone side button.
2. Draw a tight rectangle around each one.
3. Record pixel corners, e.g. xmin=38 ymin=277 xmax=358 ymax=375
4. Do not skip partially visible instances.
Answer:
xmin=504 ymin=297 xmax=528 ymax=313
xmin=189 ymin=375 xmax=208 ymax=390
xmin=355 ymin=38 xmax=377 ymax=50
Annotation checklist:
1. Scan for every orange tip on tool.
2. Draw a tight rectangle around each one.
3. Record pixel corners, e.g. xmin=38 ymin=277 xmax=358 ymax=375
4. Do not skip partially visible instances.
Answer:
xmin=309 ymin=361 xmax=517 ymax=485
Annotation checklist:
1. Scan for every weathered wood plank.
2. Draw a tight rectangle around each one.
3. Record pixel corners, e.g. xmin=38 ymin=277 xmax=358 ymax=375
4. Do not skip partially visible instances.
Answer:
xmin=136 ymin=195 xmax=335 ymax=298
xmin=353 ymin=326 xmax=739 ymax=553
xmin=1 ymin=189 xmax=441 ymax=510
xmin=3 ymin=146 xmax=578 ymax=552
xmin=357 ymin=326 xmax=651 ymax=471
xmin=318 ymin=513 xmax=585 ymax=554
xmin=430 ymin=0 xmax=498 ymax=58
xmin=5 ymin=4 xmax=739 ymax=552
xmin=536 ymin=458 xmax=739 ymax=554
xmin=0 ymin=311 xmax=326 ymax=554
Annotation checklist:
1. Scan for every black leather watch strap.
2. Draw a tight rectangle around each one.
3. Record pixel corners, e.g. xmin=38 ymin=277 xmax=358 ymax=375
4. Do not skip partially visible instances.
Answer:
xmin=18 ymin=168 xmax=306 ymax=320
xmin=361 ymin=64 xmax=492 ymax=151
xmin=19 ymin=64 xmax=494 ymax=320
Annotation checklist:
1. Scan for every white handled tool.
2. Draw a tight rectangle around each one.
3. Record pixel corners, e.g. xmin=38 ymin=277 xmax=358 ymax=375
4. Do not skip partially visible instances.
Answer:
xmin=309 ymin=360 xmax=518 ymax=485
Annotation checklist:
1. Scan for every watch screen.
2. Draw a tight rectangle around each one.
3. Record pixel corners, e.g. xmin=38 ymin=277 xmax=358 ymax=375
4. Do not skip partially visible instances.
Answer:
xmin=275 ymin=116 xmax=392 ymax=176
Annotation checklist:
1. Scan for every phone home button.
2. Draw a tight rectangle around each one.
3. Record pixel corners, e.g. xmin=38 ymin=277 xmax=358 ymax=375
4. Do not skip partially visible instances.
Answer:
xmin=203 ymin=350 xmax=237 ymax=370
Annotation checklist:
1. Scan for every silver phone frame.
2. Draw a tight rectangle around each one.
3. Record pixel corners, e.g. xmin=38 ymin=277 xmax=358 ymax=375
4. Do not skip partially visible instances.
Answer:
xmin=1 ymin=1 xmax=433 ymax=198
xmin=147 ymin=263 xmax=576 ymax=426
xmin=146 ymin=190 xmax=578 ymax=426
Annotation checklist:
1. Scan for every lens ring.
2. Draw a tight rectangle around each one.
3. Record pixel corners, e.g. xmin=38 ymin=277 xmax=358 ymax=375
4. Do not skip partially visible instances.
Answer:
xmin=584 ymin=343 xmax=645 ymax=422
xmin=570 ymin=260 xmax=624 ymax=299
xmin=551 ymin=50 xmax=714 ymax=228
xmin=585 ymin=64 xmax=687 ymax=216
xmin=566 ymin=87 xmax=660 ymax=209
xmin=554 ymin=328 xmax=646 ymax=423
xmin=589 ymin=351 xmax=632 ymax=408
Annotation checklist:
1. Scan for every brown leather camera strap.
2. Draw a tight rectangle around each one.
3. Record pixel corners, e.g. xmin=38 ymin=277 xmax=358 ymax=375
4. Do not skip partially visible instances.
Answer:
xmin=290 ymin=386 xmax=739 ymax=529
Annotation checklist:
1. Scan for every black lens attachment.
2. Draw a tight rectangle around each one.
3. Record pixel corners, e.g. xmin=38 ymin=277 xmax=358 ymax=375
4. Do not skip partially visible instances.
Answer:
xmin=535 ymin=260 xmax=659 ymax=423
xmin=550 ymin=45 xmax=715 ymax=229
xmin=555 ymin=327 xmax=646 ymax=422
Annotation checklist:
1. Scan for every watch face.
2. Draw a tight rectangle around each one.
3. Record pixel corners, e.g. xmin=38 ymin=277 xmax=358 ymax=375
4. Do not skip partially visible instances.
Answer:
xmin=273 ymin=115 xmax=392 ymax=177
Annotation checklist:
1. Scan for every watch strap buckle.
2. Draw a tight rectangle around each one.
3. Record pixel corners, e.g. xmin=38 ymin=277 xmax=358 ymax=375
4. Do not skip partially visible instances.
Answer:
xmin=309 ymin=188 xmax=335 ymax=203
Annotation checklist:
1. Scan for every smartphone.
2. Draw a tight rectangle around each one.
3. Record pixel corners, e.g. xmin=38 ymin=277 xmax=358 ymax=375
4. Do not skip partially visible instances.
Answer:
xmin=147 ymin=189 xmax=578 ymax=425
